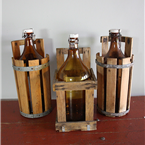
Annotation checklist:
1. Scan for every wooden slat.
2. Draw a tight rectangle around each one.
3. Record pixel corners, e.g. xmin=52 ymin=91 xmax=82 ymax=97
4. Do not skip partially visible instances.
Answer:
xmin=11 ymin=41 xmax=20 ymax=59
xmin=101 ymin=36 xmax=108 ymax=56
xmin=36 ymin=39 xmax=45 ymax=57
xmin=96 ymin=53 xmax=104 ymax=110
xmin=56 ymin=91 xmax=66 ymax=122
xmin=100 ymin=36 xmax=126 ymax=43
xmin=83 ymin=47 xmax=90 ymax=69
xmin=124 ymin=37 xmax=133 ymax=57
xmin=55 ymin=120 xmax=97 ymax=132
xmin=14 ymin=59 xmax=29 ymax=114
xmin=29 ymin=59 xmax=43 ymax=114
xmin=56 ymin=48 xmax=65 ymax=70
xmin=53 ymin=70 xmax=97 ymax=91
xmin=127 ymin=55 xmax=134 ymax=110
xmin=41 ymin=55 xmax=51 ymax=111
xmin=106 ymin=58 xmax=117 ymax=113
xmin=85 ymin=89 xmax=94 ymax=121
xmin=12 ymin=58 xmax=22 ymax=111
xmin=119 ymin=58 xmax=130 ymax=113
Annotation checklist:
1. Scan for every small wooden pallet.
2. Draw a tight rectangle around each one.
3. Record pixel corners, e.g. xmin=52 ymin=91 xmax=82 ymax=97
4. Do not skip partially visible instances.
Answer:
xmin=11 ymin=39 xmax=52 ymax=118
xmin=96 ymin=36 xmax=134 ymax=117
xmin=53 ymin=47 xmax=97 ymax=132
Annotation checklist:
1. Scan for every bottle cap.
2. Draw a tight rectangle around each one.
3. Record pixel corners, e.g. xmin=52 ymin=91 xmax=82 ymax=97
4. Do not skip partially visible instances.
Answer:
xmin=23 ymin=28 xmax=34 ymax=33
xmin=109 ymin=29 xmax=121 ymax=33
xmin=69 ymin=34 xmax=79 ymax=38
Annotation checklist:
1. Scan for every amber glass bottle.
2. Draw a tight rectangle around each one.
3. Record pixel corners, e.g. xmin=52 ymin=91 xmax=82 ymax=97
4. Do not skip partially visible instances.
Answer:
xmin=104 ymin=29 xmax=125 ymax=112
xmin=19 ymin=28 xmax=44 ymax=113
xmin=57 ymin=34 xmax=90 ymax=121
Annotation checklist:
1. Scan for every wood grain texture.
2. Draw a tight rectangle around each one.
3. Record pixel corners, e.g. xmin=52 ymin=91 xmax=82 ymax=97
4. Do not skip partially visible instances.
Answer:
xmin=36 ymin=39 xmax=45 ymax=57
xmin=53 ymin=69 xmax=97 ymax=91
xmin=56 ymin=91 xmax=66 ymax=122
xmin=12 ymin=58 xmax=22 ymax=111
xmin=127 ymin=55 xmax=134 ymax=110
xmin=85 ymin=89 xmax=94 ymax=121
xmin=96 ymin=53 xmax=104 ymax=110
xmin=101 ymin=36 xmax=108 ymax=56
xmin=125 ymin=37 xmax=133 ymax=57
xmin=106 ymin=58 xmax=117 ymax=113
xmin=83 ymin=47 xmax=90 ymax=69
xmin=56 ymin=48 xmax=65 ymax=70
xmin=119 ymin=58 xmax=130 ymax=113
xmin=55 ymin=120 xmax=97 ymax=132
xmin=29 ymin=59 xmax=43 ymax=114
xmin=41 ymin=55 xmax=51 ymax=111
xmin=14 ymin=59 xmax=30 ymax=114
xmin=11 ymin=41 xmax=21 ymax=59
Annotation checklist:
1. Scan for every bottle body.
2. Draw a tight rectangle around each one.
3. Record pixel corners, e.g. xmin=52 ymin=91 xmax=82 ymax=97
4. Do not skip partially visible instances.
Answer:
xmin=104 ymin=29 xmax=125 ymax=112
xmin=57 ymin=34 xmax=90 ymax=121
xmin=18 ymin=28 xmax=44 ymax=113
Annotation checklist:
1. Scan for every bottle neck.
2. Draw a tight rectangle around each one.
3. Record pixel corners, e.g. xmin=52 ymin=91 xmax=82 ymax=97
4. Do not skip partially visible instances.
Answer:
xmin=24 ymin=33 xmax=34 ymax=47
xmin=68 ymin=38 xmax=79 ymax=58
xmin=110 ymin=33 xmax=121 ymax=50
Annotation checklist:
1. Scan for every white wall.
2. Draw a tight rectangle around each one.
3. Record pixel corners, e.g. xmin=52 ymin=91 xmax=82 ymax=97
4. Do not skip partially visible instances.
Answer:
xmin=2 ymin=0 xmax=145 ymax=99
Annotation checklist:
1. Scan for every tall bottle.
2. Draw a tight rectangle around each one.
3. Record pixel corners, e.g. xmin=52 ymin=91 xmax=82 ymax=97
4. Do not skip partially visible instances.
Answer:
xmin=19 ymin=28 xmax=44 ymax=113
xmin=104 ymin=29 xmax=125 ymax=112
xmin=57 ymin=34 xmax=90 ymax=121
xmin=19 ymin=28 xmax=43 ymax=64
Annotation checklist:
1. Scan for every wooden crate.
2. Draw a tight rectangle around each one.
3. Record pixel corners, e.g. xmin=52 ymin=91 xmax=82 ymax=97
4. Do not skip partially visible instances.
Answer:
xmin=53 ymin=47 xmax=97 ymax=132
xmin=11 ymin=39 xmax=52 ymax=118
xmin=96 ymin=36 xmax=134 ymax=117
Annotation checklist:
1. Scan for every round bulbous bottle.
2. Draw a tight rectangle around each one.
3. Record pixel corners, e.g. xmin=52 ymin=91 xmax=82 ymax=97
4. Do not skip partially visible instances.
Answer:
xmin=57 ymin=34 xmax=90 ymax=121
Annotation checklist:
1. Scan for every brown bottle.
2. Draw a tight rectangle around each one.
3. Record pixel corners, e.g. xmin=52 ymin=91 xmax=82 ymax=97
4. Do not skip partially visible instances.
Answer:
xmin=104 ymin=29 xmax=125 ymax=112
xmin=19 ymin=28 xmax=43 ymax=64
xmin=57 ymin=34 xmax=90 ymax=121
xmin=19 ymin=28 xmax=44 ymax=113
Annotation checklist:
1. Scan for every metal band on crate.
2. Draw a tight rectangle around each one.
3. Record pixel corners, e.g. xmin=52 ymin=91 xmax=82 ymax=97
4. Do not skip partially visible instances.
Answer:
xmin=12 ymin=61 xmax=49 ymax=72
xmin=20 ymin=107 xmax=52 ymax=118
xmin=97 ymin=106 xmax=130 ymax=117
xmin=95 ymin=59 xmax=133 ymax=69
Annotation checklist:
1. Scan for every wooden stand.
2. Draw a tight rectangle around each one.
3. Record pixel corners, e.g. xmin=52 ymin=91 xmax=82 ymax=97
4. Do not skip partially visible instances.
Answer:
xmin=11 ymin=39 xmax=52 ymax=118
xmin=53 ymin=47 xmax=97 ymax=132
xmin=96 ymin=36 xmax=134 ymax=117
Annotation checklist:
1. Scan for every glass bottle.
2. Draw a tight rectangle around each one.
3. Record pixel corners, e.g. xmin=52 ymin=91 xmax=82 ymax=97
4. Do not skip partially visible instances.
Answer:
xmin=57 ymin=34 xmax=90 ymax=121
xmin=19 ymin=28 xmax=44 ymax=113
xmin=104 ymin=29 xmax=125 ymax=112
xmin=19 ymin=28 xmax=43 ymax=64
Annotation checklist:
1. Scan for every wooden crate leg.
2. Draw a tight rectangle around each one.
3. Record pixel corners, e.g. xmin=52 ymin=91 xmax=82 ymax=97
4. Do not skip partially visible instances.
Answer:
xmin=85 ymin=89 xmax=94 ymax=121
xmin=56 ymin=91 xmax=66 ymax=122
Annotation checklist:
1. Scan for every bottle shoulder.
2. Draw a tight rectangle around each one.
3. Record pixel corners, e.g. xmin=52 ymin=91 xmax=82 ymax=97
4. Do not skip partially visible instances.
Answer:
xmin=57 ymin=57 xmax=90 ymax=82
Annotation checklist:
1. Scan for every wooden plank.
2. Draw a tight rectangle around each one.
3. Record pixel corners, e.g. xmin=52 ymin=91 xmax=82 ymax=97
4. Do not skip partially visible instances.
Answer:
xmin=12 ymin=58 xmax=22 ymax=111
xmin=11 ymin=41 xmax=20 ymax=59
xmin=82 ymin=47 xmax=90 ymax=69
xmin=56 ymin=91 xmax=66 ymax=122
xmin=14 ymin=59 xmax=30 ymax=114
xmin=116 ymin=59 xmax=122 ymax=112
xmin=119 ymin=58 xmax=130 ymax=113
xmin=125 ymin=37 xmax=133 ymax=57
xmin=55 ymin=120 xmax=97 ymax=132
xmin=41 ymin=55 xmax=51 ymax=111
xmin=53 ymin=71 xmax=97 ymax=91
xmin=127 ymin=55 xmax=134 ymax=110
xmin=101 ymin=36 xmax=108 ymax=56
xmin=106 ymin=58 xmax=117 ymax=113
xmin=56 ymin=48 xmax=65 ymax=70
xmin=36 ymin=39 xmax=45 ymax=57
xmin=85 ymin=89 xmax=94 ymax=121
xmin=29 ymin=59 xmax=43 ymax=114
xmin=96 ymin=53 xmax=104 ymax=110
